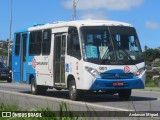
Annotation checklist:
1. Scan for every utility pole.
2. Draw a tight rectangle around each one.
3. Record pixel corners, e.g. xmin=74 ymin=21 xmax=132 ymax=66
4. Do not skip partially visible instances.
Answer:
xmin=72 ymin=0 xmax=79 ymax=21
xmin=7 ymin=0 xmax=12 ymax=66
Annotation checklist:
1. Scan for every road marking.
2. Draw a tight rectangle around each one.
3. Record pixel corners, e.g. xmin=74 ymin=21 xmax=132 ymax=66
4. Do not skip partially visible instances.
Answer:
xmin=0 ymin=90 xmax=131 ymax=111
xmin=0 ymin=83 xmax=30 ymax=88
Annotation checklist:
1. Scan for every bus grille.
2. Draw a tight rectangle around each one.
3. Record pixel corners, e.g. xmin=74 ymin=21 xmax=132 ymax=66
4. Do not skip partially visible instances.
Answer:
xmin=100 ymin=73 xmax=134 ymax=79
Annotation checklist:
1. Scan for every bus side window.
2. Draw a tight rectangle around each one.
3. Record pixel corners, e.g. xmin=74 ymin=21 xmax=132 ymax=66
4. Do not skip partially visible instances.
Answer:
xmin=67 ymin=27 xmax=81 ymax=59
xmin=15 ymin=33 xmax=20 ymax=56
xmin=29 ymin=31 xmax=42 ymax=55
xmin=42 ymin=29 xmax=51 ymax=55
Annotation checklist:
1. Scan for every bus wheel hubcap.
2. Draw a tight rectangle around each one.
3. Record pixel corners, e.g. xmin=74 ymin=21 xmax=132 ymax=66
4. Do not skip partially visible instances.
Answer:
xmin=32 ymin=83 xmax=35 ymax=92
xmin=70 ymin=86 xmax=76 ymax=97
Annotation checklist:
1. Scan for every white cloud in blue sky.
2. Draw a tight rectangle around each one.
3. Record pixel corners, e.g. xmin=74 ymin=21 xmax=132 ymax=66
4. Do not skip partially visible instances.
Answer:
xmin=145 ymin=21 xmax=160 ymax=30
xmin=63 ymin=0 xmax=143 ymax=11
xmin=81 ymin=11 xmax=108 ymax=20
xmin=0 ymin=0 xmax=159 ymax=48
xmin=63 ymin=0 xmax=144 ymax=20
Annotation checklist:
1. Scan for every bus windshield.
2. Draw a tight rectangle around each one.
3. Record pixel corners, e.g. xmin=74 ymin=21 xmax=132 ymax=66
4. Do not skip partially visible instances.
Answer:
xmin=80 ymin=26 xmax=143 ymax=65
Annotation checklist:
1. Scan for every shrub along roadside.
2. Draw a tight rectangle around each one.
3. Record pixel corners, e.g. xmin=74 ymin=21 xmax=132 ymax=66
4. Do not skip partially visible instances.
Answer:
xmin=145 ymin=74 xmax=160 ymax=87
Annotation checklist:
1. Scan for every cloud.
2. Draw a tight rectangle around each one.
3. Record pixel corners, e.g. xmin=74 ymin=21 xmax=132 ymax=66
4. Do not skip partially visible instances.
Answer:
xmin=62 ymin=0 xmax=143 ymax=11
xmin=146 ymin=21 xmax=160 ymax=29
xmin=81 ymin=11 xmax=108 ymax=20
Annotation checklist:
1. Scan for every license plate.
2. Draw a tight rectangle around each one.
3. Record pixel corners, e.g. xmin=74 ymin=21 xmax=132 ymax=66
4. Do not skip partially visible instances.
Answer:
xmin=1 ymin=74 xmax=6 ymax=76
xmin=113 ymin=82 xmax=123 ymax=87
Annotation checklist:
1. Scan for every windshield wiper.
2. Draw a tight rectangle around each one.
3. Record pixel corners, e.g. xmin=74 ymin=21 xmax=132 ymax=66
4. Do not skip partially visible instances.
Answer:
xmin=120 ymin=49 xmax=135 ymax=65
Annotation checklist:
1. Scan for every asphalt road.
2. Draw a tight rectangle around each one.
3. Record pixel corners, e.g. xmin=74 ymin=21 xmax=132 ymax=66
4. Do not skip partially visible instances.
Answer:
xmin=0 ymin=81 xmax=160 ymax=112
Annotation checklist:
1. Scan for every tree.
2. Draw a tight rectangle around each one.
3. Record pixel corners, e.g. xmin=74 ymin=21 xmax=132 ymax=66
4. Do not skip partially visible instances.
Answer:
xmin=144 ymin=45 xmax=148 ymax=51
xmin=143 ymin=48 xmax=160 ymax=62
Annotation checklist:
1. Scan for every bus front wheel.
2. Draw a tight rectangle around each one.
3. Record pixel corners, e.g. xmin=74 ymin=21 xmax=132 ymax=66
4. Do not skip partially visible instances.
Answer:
xmin=69 ymin=80 xmax=80 ymax=101
xmin=118 ymin=89 xmax=131 ymax=100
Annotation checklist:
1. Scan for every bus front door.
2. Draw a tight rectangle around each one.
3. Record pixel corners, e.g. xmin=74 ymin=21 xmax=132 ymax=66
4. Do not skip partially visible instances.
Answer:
xmin=54 ymin=34 xmax=66 ymax=85
xmin=20 ymin=33 xmax=27 ymax=83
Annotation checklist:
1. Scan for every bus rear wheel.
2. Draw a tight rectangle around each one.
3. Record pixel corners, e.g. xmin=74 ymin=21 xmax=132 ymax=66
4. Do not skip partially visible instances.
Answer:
xmin=118 ymin=89 xmax=131 ymax=100
xmin=31 ymin=78 xmax=39 ymax=95
xmin=69 ymin=80 xmax=80 ymax=101
xmin=31 ymin=78 xmax=47 ymax=95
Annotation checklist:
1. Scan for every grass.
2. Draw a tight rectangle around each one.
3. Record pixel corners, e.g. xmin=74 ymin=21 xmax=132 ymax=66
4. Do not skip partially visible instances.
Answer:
xmin=145 ymin=74 xmax=160 ymax=87
xmin=0 ymin=102 xmax=20 ymax=111
xmin=144 ymin=89 xmax=160 ymax=92
xmin=0 ymin=102 xmax=86 ymax=120
xmin=145 ymin=80 xmax=159 ymax=87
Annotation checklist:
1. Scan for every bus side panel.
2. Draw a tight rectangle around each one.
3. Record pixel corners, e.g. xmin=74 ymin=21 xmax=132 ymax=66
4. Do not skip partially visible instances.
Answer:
xmin=33 ymin=56 xmax=53 ymax=86
xmin=12 ymin=56 xmax=21 ymax=83
xmin=12 ymin=35 xmax=21 ymax=83
xmin=25 ymin=55 xmax=53 ymax=86
xmin=65 ymin=55 xmax=88 ymax=90
xmin=25 ymin=56 xmax=36 ymax=84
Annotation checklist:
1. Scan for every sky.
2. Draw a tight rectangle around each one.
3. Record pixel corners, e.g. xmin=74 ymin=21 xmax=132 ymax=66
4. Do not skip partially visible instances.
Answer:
xmin=0 ymin=0 xmax=160 ymax=50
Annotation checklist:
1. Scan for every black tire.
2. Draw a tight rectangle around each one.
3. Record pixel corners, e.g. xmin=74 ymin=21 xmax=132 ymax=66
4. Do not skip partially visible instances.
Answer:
xmin=69 ymin=80 xmax=80 ymax=101
xmin=118 ymin=89 xmax=131 ymax=100
xmin=31 ymin=78 xmax=47 ymax=95
xmin=39 ymin=86 xmax=47 ymax=95
xmin=31 ymin=77 xmax=39 ymax=95
xmin=55 ymin=88 xmax=62 ymax=91
xmin=7 ymin=78 xmax=12 ymax=83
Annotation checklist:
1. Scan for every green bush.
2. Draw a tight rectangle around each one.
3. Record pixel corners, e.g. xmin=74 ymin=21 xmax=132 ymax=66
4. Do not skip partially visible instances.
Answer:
xmin=145 ymin=75 xmax=160 ymax=87
xmin=155 ymin=61 xmax=160 ymax=67
xmin=145 ymin=80 xmax=158 ymax=87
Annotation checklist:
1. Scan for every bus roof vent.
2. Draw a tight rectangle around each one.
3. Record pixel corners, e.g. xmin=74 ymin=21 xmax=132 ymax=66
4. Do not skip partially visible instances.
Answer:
xmin=52 ymin=21 xmax=65 ymax=24
xmin=33 ymin=23 xmax=44 ymax=27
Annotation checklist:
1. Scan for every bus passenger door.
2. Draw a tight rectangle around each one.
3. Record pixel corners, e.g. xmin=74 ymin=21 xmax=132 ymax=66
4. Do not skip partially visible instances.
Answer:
xmin=21 ymin=33 xmax=27 ymax=83
xmin=54 ymin=34 xmax=66 ymax=85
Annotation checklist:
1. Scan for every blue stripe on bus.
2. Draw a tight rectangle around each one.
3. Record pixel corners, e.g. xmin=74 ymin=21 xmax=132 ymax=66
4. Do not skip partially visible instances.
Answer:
xmin=89 ymin=69 xmax=144 ymax=90
xmin=12 ymin=32 xmax=37 ymax=84
xmin=89 ymin=78 xmax=144 ymax=90
xmin=25 ymin=56 xmax=36 ymax=84
xmin=12 ymin=56 xmax=36 ymax=84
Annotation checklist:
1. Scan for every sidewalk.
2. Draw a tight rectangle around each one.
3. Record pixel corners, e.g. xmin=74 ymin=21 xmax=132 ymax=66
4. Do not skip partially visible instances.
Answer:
xmin=144 ymin=87 xmax=160 ymax=92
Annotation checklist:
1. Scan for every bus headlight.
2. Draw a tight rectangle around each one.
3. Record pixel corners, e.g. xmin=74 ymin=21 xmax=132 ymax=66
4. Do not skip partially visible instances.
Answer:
xmin=85 ymin=66 xmax=100 ymax=78
xmin=134 ymin=67 xmax=145 ymax=77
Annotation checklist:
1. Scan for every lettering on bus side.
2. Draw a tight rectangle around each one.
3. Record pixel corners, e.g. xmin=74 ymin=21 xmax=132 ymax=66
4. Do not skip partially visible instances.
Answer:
xmin=28 ymin=60 xmax=48 ymax=69
xmin=36 ymin=62 xmax=48 ymax=65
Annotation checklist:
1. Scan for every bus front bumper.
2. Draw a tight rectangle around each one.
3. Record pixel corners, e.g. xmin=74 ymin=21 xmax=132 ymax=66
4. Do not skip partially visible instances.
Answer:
xmin=89 ymin=78 xmax=144 ymax=90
